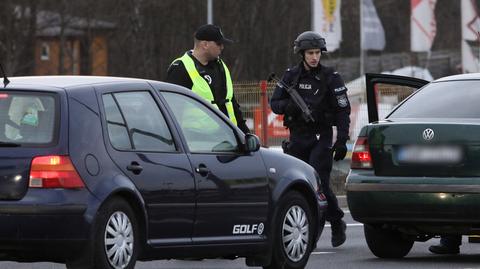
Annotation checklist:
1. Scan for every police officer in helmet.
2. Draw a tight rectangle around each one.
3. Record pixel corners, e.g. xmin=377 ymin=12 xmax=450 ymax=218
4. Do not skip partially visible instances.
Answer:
xmin=270 ymin=31 xmax=350 ymax=247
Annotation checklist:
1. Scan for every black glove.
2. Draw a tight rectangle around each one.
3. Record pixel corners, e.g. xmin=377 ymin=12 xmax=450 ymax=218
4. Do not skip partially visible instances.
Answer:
xmin=332 ymin=139 xmax=347 ymax=161
xmin=285 ymin=99 xmax=300 ymax=116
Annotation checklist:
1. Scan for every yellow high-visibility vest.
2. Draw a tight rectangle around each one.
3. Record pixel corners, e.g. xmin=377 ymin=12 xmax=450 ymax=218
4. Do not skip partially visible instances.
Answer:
xmin=173 ymin=53 xmax=237 ymax=125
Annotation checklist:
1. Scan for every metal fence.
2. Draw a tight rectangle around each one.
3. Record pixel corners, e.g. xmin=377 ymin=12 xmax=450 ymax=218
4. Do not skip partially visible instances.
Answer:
xmin=234 ymin=77 xmax=415 ymax=147
xmin=234 ymin=80 xmax=285 ymax=146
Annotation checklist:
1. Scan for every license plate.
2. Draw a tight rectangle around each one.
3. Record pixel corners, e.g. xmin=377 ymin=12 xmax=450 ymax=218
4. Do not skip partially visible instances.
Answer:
xmin=397 ymin=145 xmax=463 ymax=164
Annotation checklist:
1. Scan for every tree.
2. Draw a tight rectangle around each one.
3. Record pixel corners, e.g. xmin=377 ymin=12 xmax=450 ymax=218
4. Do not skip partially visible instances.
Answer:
xmin=0 ymin=0 xmax=38 ymax=75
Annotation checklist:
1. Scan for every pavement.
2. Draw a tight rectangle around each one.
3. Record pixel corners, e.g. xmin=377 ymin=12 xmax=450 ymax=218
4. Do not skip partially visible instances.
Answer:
xmin=337 ymin=195 xmax=348 ymax=209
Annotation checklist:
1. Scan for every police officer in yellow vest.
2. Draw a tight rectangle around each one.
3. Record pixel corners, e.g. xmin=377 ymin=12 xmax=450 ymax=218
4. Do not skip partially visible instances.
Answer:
xmin=167 ymin=24 xmax=250 ymax=134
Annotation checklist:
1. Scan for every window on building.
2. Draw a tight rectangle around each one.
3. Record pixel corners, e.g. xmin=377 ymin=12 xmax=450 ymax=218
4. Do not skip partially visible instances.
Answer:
xmin=40 ymin=43 xmax=50 ymax=61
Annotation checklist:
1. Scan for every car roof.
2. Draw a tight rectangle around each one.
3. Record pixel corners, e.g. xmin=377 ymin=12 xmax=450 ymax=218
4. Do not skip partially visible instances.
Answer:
xmin=435 ymin=73 xmax=480 ymax=82
xmin=7 ymin=76 xmax=156 ymax=89
xmin=4 ymin=75 xmax=189 ymax=93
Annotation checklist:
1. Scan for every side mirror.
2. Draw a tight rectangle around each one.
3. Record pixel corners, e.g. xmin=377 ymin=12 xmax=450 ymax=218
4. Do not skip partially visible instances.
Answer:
xmin=245 ymin=133 xmax=261 ymax=152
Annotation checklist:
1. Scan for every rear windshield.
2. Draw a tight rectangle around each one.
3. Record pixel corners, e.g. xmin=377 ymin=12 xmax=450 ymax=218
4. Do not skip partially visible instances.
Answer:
xmin=389 ymin=80 xmax=480 ymax=119
xmin=0 ymin=91 xmax=56 ymax=145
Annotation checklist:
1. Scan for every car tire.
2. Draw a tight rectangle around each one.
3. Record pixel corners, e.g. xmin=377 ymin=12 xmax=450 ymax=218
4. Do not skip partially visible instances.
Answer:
xmin=364 ymin=224 xmax=413 ymax=258
xmin=93 ymin=198 xmax=139 ymax=269
xmin=263 ymin=191 xmax=314 ymax=269
xmin=66 ymin=198 xmax=139 ymax=269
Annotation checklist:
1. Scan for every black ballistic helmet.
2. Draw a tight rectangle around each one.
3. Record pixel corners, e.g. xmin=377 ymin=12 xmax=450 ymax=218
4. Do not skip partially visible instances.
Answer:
xmin=293 ymin=31 xmax=327 ymax=54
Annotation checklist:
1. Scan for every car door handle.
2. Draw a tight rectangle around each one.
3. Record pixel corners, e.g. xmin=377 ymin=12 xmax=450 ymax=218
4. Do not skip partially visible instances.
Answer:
xmin=127 ymin=162 xmax=143 ymax=175
xmin=195 ymin=164 xmax=210 ymax=176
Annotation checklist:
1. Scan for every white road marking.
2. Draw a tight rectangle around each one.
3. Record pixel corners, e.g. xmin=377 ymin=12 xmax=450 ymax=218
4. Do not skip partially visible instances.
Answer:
xmin=311 ymin=251 xmax=335 ymax=255
xmin=325 ymin=223 xmax=363 ymax=227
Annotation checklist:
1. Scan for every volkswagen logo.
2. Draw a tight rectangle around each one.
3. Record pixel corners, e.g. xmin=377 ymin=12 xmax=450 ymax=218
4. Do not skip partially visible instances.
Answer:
xmin=422 ymin=128 xmax=434 ymax=140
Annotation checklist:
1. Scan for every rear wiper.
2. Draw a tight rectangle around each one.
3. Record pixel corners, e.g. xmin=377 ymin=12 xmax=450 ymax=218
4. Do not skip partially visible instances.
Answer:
xmin=0 ymin=141 xmax=21 ymax=147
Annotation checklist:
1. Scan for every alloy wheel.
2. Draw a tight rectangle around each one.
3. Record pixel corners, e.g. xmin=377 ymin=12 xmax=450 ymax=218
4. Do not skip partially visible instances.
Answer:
xmin=104 ymin=211 xmax=134 ymax=269
xmin=282 ymin=205 xmax=309 ymax=262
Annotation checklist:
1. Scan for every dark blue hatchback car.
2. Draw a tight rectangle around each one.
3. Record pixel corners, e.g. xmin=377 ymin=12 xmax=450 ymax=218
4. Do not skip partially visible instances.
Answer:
xmin=0 ymin=76 xmax=326 ymax=269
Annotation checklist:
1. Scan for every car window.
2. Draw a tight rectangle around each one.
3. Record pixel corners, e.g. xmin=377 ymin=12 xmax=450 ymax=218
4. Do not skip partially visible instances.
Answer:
xmin=389 ymin=80 xmax=480 ymax=119
xmin=163 ymin=92 xmax=239 ymax=153
xmin=0 ymin=92 xmax=56 ymax=144
xmin=103 ymin=94 xmax=132 ymax=150
xmin=103 ymin=91 xmax=176 ymax=152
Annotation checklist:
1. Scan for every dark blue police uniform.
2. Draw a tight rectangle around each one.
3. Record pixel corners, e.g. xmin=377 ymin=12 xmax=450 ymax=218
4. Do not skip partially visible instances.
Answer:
xmin=270 ymin=63 xmax=351 ymax=224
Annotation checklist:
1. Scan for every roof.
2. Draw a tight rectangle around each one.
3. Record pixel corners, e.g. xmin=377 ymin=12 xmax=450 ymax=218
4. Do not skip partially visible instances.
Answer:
xmin=6 ymin=76 xmax=172 ymax=90
xmin=36 ymin=11 xmax=115 ymax=37
xmin=4 ymin=75 xmax=200 ymax=107
xmin=434 ymin=73 xmax=480 ymax=82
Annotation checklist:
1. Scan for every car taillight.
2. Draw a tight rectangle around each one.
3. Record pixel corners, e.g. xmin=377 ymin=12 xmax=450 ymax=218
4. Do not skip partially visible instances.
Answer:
xmin=351 ymin=137 xmax=372 ymax=169
xmin=29 ymin=155 xmax=85 ymax=188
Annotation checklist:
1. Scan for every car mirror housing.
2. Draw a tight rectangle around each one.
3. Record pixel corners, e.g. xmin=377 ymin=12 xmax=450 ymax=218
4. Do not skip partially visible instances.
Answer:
xmin=245 ymin=133 xmax=261 ymax=152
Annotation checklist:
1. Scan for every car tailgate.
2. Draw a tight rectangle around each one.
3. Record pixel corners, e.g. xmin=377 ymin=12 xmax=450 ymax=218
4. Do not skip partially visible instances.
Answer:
xmin=0 ymin=90 xmax=63 ymax=200
xmin=369 ymin=120 xmax=480 ymax=177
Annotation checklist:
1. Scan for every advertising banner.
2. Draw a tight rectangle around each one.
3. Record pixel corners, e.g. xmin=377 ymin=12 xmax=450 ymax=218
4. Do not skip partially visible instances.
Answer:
xmin=313 ymin=0 xmax=342 ymax=52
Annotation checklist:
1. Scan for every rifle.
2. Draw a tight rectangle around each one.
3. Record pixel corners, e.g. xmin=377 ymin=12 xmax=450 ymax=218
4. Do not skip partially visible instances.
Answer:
xmin=268 ymin=73 xmax=315 ymax=123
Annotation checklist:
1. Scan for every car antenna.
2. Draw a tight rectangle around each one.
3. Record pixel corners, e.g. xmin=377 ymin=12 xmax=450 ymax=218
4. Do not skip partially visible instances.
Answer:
xmin=0 ymin=63 xmax=10 ymax=88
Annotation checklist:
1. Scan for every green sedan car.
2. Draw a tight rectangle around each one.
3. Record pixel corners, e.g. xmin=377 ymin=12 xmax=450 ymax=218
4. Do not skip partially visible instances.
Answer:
xmin=347 ymin=73 xmax=480 ymax=258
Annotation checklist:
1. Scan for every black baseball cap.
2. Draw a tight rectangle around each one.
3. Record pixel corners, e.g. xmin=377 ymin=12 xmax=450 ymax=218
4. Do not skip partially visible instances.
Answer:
xmin=194 ymin=24 xmax=233 ymax=44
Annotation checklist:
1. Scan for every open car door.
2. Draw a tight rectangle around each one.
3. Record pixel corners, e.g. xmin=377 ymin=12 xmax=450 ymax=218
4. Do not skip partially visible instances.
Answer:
xmin=365 ymin=73 xmax=429 ymax=123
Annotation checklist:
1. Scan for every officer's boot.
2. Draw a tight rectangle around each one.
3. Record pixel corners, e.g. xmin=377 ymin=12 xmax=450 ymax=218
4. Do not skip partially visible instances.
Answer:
xmin=331 ymin=219 xmax=346 ymax=247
